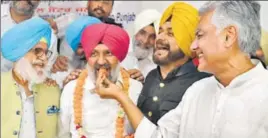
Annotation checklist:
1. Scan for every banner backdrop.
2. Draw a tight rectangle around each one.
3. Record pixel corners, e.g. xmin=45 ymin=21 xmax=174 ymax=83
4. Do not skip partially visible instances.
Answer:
xmin=35 ymin=1 xmax=141 ymax=28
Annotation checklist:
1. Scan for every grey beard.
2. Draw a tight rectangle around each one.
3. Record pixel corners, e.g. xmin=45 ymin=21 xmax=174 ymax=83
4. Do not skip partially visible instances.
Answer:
xmin=10 ymin=1 xmax=37 ymax=16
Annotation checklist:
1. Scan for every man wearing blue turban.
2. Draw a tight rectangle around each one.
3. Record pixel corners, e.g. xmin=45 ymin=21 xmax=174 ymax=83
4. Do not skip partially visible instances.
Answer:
xmin=1 ymin=17 xmax=61 ymax=138
xmin=50 ymin=16 xmax=102 ymax=88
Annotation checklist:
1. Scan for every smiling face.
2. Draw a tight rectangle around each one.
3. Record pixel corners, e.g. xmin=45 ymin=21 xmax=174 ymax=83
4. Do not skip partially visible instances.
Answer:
xmin=133 ymin=24 xmax=156 ymax=60
xmin=153 ymin=21 xmax=185 ymax=66
xmin=87 ymin=44 xmax=120 ymax=82
xmin=191 ymin=11 xmax=239 ymax=73
xmin=15 ymin=41 xmax=50 ymax=84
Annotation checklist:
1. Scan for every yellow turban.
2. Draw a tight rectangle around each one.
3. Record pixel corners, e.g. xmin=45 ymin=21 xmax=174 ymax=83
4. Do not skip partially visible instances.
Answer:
xmin=261 ymin=29 xmax=268 ymax=64
xmin=160 ymin=2 xmax=199 ymax=57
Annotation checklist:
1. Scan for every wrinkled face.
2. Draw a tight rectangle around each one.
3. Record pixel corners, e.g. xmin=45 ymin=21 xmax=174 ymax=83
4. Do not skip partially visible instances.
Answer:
xmin=191 ymin=11 xmax=236 ymax=73
xmin=11 ymin=0 xmax=40 ymax=16
xmin=133 ymin=25 xmax=156 ymax=60
xmin=153 ymin=21 xmax=185 ymax=66
xmin=87 ymin=44 xmax=120 ymax=82
xmin=87 ymin=0 xmax=113 ymax=19
xmin=15 ymin=42 xmax=51 ymax=84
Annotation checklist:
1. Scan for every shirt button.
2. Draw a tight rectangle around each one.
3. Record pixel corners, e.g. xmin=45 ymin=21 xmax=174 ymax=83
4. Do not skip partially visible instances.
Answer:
xmin=153 ymin=96 xmax=158 ymax=102
xmin=159 ymin=83 xmax=165 ymax=88
xmin=13 ymin=131 xmax=18 ymax=135
xmin=16 ymin=110 xmax=20 ymax=115
xmin=148 ymin=111 xmax=152 ymax=117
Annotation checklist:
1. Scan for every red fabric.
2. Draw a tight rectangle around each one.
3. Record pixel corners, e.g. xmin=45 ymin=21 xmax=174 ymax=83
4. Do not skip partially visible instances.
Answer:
xmin=81 ymin=23 xmax=130 ymax=62
xmin=193 ymin=58 xmax=199 ymax=67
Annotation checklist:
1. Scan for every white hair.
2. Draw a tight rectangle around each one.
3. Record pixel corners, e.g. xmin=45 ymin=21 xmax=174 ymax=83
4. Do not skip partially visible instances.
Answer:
xmin=199 ymin=1 xmax=261 ymax=55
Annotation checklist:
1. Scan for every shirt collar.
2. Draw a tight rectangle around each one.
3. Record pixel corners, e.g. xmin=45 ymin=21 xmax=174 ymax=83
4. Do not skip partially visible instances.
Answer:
xmin=83 ymin=71 xmax=123 ymax=90
xmin=157 ymin=60 xmax=198 ymax=80
xmin=215 ymin=60 xmax=266 ymax=89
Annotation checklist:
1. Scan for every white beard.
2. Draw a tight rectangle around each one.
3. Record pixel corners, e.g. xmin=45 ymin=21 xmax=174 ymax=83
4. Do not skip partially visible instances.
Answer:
xmin=133 ymin=39 xmax=153 ymax=60
xmin=14 ymin=57 xmax=48 ymax=84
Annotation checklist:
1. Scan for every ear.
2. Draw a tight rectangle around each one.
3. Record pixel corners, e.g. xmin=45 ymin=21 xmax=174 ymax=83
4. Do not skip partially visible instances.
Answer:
xmin=224 ymin=25 xmax=238 ymax=48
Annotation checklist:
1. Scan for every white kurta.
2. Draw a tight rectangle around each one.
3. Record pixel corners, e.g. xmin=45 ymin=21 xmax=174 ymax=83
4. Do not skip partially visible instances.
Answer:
xmin=16 ymin=83 xmax=36 ymax=138
xmin=135 ymin=62 xmax=268 ymax=138
xmin=1 ymin=3 xmax=58 ymax=72
xmin=58 ymin=73 xmax=143 ymax=138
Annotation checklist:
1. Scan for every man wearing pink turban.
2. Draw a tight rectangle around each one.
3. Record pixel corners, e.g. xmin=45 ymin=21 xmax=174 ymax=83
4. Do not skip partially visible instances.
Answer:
xmin=58 ymin=23 xmax=143 ymax=138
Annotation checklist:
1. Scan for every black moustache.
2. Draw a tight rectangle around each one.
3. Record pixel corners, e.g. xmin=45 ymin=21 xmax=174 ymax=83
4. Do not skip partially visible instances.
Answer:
xmin=155 ymin=39 xmax=170 ymax=50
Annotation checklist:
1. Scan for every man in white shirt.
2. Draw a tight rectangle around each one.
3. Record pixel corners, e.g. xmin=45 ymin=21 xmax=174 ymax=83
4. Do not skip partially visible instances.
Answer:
xmin=95 ymin=1 xmax=268 ymax=138
xmin=1 ymin=1 xmax=58 ymax=74
xmin=126 ymin=9 xmax=161 ymax=78
xmin=58 ymin=23 xmax=143 ymax=138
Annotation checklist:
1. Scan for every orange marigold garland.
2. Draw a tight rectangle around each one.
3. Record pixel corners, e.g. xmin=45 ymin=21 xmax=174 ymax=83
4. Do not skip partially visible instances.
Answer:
xmin=73 ymin=69 xmax=88 ymax=138
xmin=73 ymin=68 xmax=134 ymax=138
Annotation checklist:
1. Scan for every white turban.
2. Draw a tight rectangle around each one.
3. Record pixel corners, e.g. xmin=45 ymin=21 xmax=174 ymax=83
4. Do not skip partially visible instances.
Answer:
xmin=133 ymin=9 xmax=161 ymax=35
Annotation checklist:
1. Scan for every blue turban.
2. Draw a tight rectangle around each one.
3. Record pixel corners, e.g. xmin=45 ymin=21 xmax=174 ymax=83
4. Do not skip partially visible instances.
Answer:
xmin=65 ymin=16 xmax=101 ymax=52
xmin=1 ymin=17 xmax=52 ymax=62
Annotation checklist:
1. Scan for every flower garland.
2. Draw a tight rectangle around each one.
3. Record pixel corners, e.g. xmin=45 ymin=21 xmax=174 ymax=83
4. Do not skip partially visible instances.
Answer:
xmin=73 ymin=68 xmax=134 ymax=138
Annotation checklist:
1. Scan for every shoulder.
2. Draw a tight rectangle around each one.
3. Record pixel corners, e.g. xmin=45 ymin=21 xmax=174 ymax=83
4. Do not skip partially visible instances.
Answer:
xmin=1 ymin=71 xmax=12 ymax=84
xmin=61 ymin=79 xmax=78 ymax=101
xmin=145 ymin=68 xmax=158 ymax=78
xmin=183 ymin=76 xmax=216 ymax=99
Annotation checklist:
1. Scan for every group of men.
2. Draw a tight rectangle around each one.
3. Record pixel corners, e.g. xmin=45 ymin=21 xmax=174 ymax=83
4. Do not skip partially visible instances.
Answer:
xmin=1 ymin=1 xmax=268 ymax=138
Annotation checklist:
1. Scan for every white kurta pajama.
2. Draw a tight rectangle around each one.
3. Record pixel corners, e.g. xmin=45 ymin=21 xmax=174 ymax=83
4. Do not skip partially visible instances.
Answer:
xmin=58 ymin=73 xmax=143 ymax=138
xmin=135 ymin=62 xmax=268 ymax=138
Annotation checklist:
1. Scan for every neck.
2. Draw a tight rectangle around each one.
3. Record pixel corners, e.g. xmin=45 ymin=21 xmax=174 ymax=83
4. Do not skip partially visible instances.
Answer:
xmin=10 ymin=7 xmax=32 ymax=24
xmin=160 ymin=57 xmax=189 ymax=79
xmin=214 ymin=53 xmax=255 ymax=87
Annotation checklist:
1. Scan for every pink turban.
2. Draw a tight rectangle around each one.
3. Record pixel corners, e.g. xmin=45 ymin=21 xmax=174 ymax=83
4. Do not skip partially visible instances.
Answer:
xmin=81 ymin=23 xmax=130 ymax=62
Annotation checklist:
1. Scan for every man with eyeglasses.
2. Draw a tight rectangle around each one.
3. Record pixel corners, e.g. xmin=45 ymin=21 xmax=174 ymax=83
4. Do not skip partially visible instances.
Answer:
xmin=1 ymin=1 xmax=58 ymax=73
xmin=1 ymin=17 xmax=61 ymax=138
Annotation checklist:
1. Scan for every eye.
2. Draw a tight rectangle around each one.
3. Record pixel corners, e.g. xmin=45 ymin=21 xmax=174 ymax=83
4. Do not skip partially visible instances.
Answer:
xmin=90 ymin=51 xmax=97 ymax=57
xmin=106 ymin=51 xmax=113 ymax=56
xmin=167 ymin=32 xmax=174 ymax=37
xmin=196 ymin=34 xmax=203 ymax=39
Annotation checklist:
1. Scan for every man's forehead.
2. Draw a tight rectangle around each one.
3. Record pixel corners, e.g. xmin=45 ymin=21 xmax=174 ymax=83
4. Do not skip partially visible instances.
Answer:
xmin=197 ymin=12 xmax=214 ymax=32
xmin=94 ymin=44 xmax=110 ymax=51
xmin=160 ymin=21 xmax=172 ymax=29
xmin=34 ymin=42 xmax=47 ymax=49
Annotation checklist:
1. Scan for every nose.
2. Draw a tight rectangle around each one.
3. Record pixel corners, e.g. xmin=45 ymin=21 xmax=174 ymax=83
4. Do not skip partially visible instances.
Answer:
xmin=97 ymin=55 xmax=107 ymax=65
xmin=190 ymin=39 xmax=198 ymax=52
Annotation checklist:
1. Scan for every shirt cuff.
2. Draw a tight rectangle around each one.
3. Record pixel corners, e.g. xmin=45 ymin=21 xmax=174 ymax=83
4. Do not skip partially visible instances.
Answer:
xmin=135 ymin=117 xmax=157 ymax=138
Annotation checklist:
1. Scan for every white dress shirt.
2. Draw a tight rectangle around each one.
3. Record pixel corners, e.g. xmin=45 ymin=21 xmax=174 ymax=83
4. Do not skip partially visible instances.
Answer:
xmin=135 ymin=62 xmax=268 ymax=138
xmin=58 ymin=72 xmax=143 ymax=138
xmin=15 ymin=83 xmax=36 ymax=138
xmin=1 ymin=3 xmax=58 ymax=72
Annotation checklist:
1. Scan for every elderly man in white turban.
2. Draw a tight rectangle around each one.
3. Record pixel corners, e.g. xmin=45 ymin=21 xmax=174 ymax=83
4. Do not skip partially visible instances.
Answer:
xmin=124 ymin=9 xmax=161 ymax=80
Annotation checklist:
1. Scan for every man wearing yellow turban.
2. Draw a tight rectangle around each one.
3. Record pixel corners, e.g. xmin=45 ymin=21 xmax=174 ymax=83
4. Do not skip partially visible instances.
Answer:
xmin=94 ymin=1 xmax=210 ymax=127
